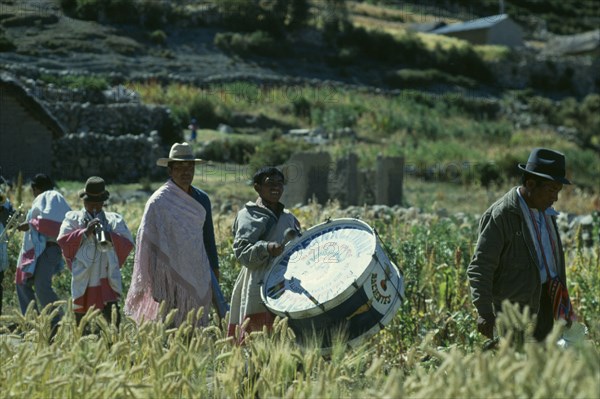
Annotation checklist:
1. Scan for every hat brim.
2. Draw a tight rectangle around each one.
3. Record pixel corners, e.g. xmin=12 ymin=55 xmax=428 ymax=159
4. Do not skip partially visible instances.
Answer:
xmin=78 ymin=189 xmax=110 ymax=201
xmin=518 ymin=164 xmax=572 ymax=185
xmin=157 ymin=157 xmax=205 ymax=167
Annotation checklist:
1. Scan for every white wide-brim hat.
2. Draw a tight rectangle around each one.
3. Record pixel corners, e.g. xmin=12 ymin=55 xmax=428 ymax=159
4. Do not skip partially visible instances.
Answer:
xmin=157 ymin=142 xmax=205 ymax=167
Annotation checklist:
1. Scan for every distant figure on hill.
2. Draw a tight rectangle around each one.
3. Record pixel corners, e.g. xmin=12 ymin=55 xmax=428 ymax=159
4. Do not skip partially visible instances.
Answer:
xmin=468 ymin=148 xmax=576 ymax=344
xmin=125 ymin=142 xmax=220 ymax=327
xmin=189 ymin=118 xmax=198 ymax=142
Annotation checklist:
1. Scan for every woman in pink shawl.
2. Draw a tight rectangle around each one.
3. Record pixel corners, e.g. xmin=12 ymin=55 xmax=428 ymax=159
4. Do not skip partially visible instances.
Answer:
xmin=125 ymin=143 xmax=220 ymax=327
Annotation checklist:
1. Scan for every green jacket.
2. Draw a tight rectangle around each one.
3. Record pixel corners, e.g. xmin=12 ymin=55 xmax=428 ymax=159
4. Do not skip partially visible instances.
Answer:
xmin=467 ymin=187 xmax=567 ymax=316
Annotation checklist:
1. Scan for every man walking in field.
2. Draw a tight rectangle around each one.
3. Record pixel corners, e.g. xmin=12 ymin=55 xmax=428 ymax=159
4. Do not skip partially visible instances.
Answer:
xmin=125 ymin=142 xmax=220 ymax=327
xmin=468 ymin=148 xmax=575 ymax=342
xmin=58 ymin=177 xmax=134 ymax=327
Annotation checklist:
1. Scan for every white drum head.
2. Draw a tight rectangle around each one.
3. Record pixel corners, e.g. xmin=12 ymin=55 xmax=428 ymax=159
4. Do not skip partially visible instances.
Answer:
xmin=263 ymin=219 xmax=377 ymax=318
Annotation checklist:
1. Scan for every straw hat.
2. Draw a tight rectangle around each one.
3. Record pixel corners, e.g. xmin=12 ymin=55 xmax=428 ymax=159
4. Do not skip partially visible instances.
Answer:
xmin=156 ymin=142 xmax=205 ymax=167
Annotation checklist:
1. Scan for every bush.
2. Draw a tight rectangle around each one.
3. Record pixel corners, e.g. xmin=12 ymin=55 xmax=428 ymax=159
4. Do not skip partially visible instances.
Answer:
xmin=73 ymin=0 xmax=104 ymax=20
xmin=137 ymin=0 xmax=169 ymax=29
xmin=311 ymin=104 xmax=361 ymax=131
xmin=214 ymin=31 xmax=288 ymax=57
xmin=332 ymin=26 xmax=491 ymax=83
xmin=384 ymin=69 xmax=477 ymax=89
xmin=61 ymin=0 xmax=166 ymax=26
xmin=292 ymin=97 xmax=311 ymax=119
xmin=105 ymin=0 xmax=137 ymax=24
xmin=169 ymin=105 xmax=190 ymax=131
xmin=158 ymin=109 xmax=183 ymax=146
xmin=249 ymin=139 xmax=306 ymax=169
xmin=217 ymin=0 xmax=309 ymax=35
xmin=197 ymin=139 xmax=256 ymax=164
xmin=188 ymin=97 xmax=220 ymax=129
xmin=39 ymin=73 xmax=109 ymax=91
xmin=149 ymin=30 xmax=167 ymax=45
xmin=0 ymin=34 xmax=15 ymax=52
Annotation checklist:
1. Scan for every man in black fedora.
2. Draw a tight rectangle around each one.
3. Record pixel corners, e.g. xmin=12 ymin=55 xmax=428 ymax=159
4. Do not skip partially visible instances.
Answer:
xmin=468 ymin=148 xmax=573 ymax=343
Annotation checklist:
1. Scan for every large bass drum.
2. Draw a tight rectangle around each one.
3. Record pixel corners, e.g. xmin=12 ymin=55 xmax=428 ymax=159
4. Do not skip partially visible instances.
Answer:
xmin=261 ymin=218 xmax=405 ymax=350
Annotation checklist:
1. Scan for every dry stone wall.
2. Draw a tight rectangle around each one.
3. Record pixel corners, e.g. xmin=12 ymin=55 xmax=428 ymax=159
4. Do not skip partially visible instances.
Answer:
xmin=52 ymin=131 xmax=164 ymax=183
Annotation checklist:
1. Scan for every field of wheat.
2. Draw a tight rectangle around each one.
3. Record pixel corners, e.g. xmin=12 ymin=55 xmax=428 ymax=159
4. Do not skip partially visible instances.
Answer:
xmin=0 ymin=179 xmax=598 ymax=398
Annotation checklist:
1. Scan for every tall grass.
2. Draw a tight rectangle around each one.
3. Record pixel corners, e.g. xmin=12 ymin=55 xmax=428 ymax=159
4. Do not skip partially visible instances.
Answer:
xmin=1 ymin=185 xmax=598 ymax=397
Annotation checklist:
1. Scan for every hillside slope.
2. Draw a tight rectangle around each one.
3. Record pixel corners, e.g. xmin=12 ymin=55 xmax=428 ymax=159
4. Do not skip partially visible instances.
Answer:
xmin=1 ymin=0 xmax=598 ymax=97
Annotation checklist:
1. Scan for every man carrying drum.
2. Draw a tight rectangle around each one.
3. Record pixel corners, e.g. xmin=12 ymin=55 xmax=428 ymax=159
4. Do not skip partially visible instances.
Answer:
xmin=228 ymin=166 xmax=301 ymax=342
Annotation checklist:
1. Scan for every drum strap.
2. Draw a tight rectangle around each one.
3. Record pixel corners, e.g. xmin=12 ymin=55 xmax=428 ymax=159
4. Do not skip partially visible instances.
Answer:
xmin=373 ymin=228 xmax=399 ymax=269
xmin=373 ymin=228 xmax=405 ymax=300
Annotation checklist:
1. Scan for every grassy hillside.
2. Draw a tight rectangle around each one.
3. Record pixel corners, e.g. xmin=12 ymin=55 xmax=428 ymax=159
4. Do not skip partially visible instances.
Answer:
xmin=129 ymin=80 xmax=600 ymax=199
xmin=375 ymin=0 xmax=600 ymax=35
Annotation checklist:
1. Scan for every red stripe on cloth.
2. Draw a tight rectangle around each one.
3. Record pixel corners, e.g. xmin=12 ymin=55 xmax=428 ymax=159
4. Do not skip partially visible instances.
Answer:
xmin=17 ymin=248 xmax=35 ymax=268
xmin=110 ymin=232 xmax=133 ymax=268
xmin=15 ymin=267 xmax=32 ymax=285
xmin=31 ymin=218 xmax=62 ymax=239
xmin=16 ymin=248 xmax=36 ymax=284
xmin=57 ymin=229 xmax=86 ymax=271
xmin=73 ymin=278 xmax=119 ymax=313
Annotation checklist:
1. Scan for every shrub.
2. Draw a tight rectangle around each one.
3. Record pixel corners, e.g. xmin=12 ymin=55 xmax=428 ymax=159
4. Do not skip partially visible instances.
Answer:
xmin=292 ymin=97 xmax=311 ymax=119
xmin=384 ymin=69 xmax=477 ymax=89
xmin=214 ymin=31 xmax=288 ymax=57
xmin=73 ymin=0 xmax=104 ymax=21
xmin=336 ymin=26 xmax=410 ymax=63
xmin=249 ymin=139 xmax=307 ymax=169
xmin=0 ymin=34 xmax=15 ymax=52
xmin=39 ymin=73 xmax=109 ymax=91
xmin=149 ymin=30 xmax=167 ymax=45
xmin=217 ymin=0 xmax=309 ymax=35
xmin=137 ymin=0 xmax=169 ymax=29
xmin=434 ymin=45 xmax=493 ymax=83
xmin=443 ymin=94 xmax=501 ymax=120
xmin=197 ymin=139 xmax=256 ymax=164
xmin=333 ymin=26 xmax=491 ymax=83
xmin=311 ymin=104 xmax=361 ymax=131
xmin=105 ymin=0 xmax=137 ymax=24
xmin=158 ymin=108 xmax=183 ymax=146
xmin=169 ymin=105 xmax=190 ymax=131
xmin=188 ymin=97 xmax=220 ymax=129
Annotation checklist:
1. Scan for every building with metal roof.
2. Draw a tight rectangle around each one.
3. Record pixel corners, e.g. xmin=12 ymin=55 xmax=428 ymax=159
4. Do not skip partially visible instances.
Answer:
xmin=431 ymin=14 xmax=523 ymax=47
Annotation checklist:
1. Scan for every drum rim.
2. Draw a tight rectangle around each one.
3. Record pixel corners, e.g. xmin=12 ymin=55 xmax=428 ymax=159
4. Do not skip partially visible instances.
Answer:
xmin=340 ymin=277 xmax=404 ymax=350
xmin=262 ymin=218 xmax=384 ymax=318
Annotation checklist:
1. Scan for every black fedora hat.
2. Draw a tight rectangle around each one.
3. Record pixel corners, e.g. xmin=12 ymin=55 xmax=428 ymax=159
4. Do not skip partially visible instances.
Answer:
xmin=79 ymin=176 xmax=110 ymax=201
xmin=30 ymin=173 xmax=54 ymax=191
xmin=518 ymin=148 xmax=571 ymax=185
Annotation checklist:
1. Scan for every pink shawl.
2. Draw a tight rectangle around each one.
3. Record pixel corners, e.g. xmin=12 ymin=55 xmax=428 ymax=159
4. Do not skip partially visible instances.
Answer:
xmin=124 ymin=180 xmax=212 ymax=326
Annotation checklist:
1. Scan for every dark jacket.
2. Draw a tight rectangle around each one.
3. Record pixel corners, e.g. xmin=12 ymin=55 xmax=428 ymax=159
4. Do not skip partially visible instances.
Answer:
xmin=467 ymin=187 xmax=567 ymax=316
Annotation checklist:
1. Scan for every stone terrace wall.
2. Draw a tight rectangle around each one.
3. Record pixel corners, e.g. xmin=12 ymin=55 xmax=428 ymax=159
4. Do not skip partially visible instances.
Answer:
xmin=52 ymin=131 xmax=164 ymax=183
xmin=48 ymin=102 xmax=174 ymax=137
xmin=14 ymin=82 xmax=181 ymax=182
